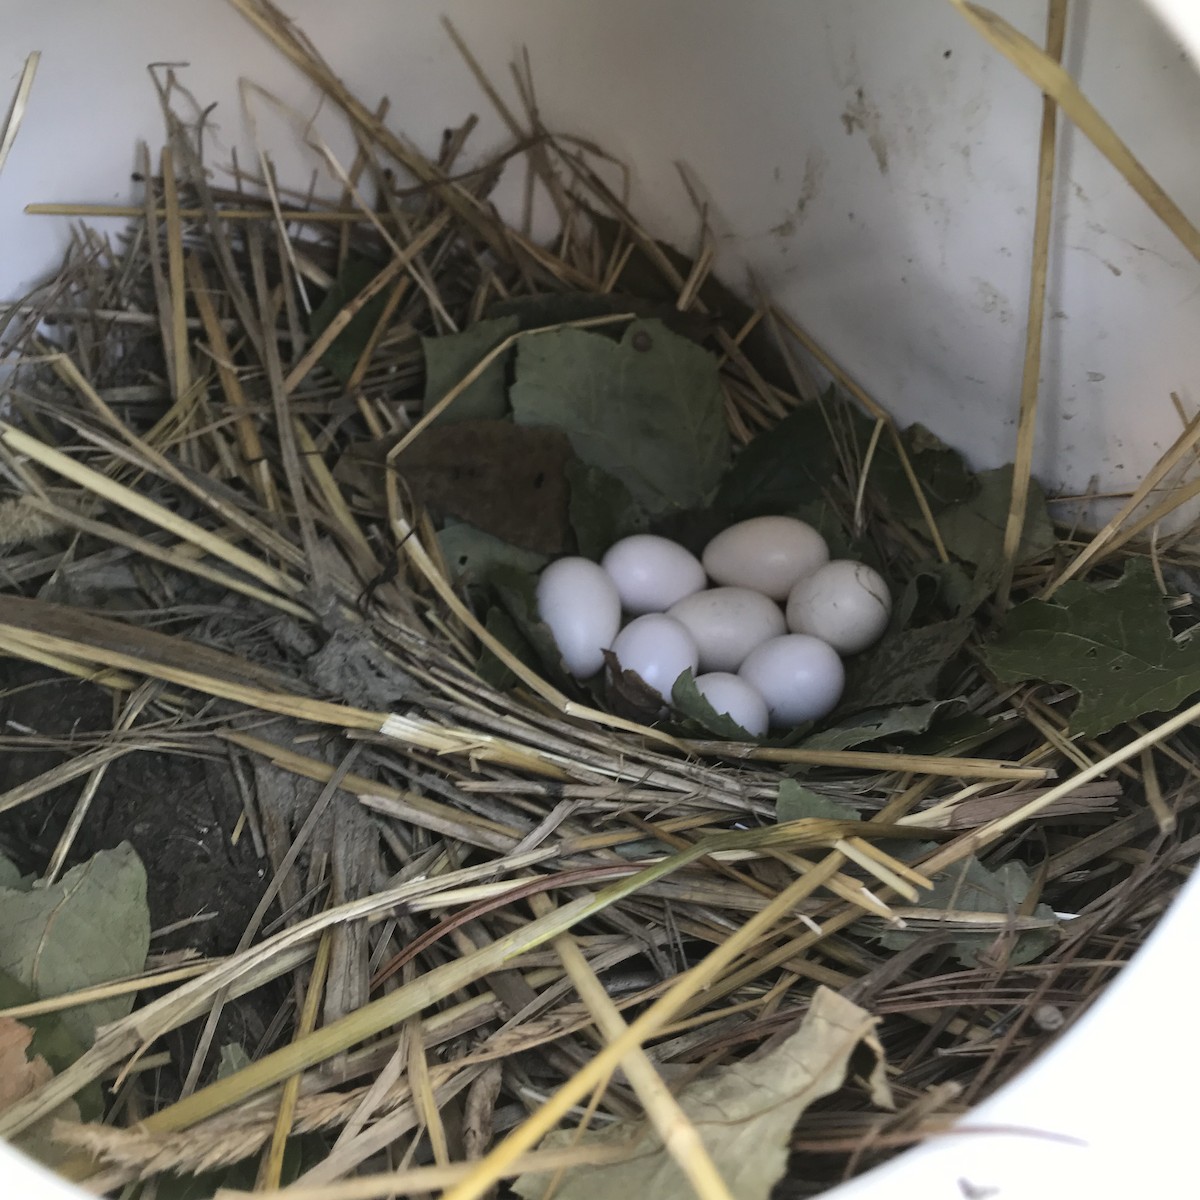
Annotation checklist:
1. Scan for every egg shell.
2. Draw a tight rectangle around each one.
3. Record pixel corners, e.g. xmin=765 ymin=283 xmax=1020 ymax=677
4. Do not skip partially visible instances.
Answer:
xmin=601 ymin=534 xmax=706 ymax=614
xmin=610 ymin=614 xmax=699 ymax=701
xmin=536 ymin=557 xmax=622 ymax=678
xmin=787 ymin=560 xmax=892 ymax=654
xmin=693 ymin=672 xmax=769 ymax=738
xmin=738 ymin=634 xmax=845 ymax=726
xmin=702 ymin=516 xmax=830 ymax=600
xmin=667 ymin=586 xmax=786 ymax=672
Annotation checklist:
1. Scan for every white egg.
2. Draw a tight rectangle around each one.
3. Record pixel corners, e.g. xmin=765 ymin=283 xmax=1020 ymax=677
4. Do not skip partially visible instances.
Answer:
xmin=610 ymin=614 xmax=699 ymax=700
xmin=536 ymin=557 xmax=622 ymax=678
xmin=738 ymin=634 xmax=845 ymax=726
xmin=667 ymin=587 xmax=786 ymax=672
xmin=693 ymin=672 xmax=769 ymax=738
xmin=702 ymin=516 xmax=829 ymax=600
xmin=787 ymin=560 xmax=892 ymax=655
xmin=601 ymin=534 xmax=706 ymax=614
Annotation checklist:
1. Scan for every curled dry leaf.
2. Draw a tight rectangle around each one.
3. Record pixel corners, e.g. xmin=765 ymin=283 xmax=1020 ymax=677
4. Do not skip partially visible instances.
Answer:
xmin=0 ymin=1016 xmax=81 ymax=1169
xmin=513 ymin=987 xmax=892 ymax=1200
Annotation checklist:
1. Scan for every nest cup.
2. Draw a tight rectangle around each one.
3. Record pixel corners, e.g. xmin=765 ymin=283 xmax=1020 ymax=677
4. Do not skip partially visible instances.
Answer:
xmin=1 ymin=3 xmax=1200 ymax=1198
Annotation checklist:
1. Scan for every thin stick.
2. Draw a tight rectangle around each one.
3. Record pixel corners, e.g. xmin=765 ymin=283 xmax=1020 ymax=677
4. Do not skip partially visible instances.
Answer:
xmin=186 ymin=253 xmax=280 ymax=510
xmin=997 ymin=0 xmax=1067 ymax=608
xmin=1139 ymin=747 xmax=1174 ymax=835
xmin=948 ymin=0 xmax=1200 ymax=264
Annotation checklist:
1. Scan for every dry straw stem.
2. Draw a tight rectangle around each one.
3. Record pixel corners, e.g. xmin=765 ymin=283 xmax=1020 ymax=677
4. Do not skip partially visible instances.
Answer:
xmin=997 ymin=0 xmax=1067 ymax=609
xmin=5 ymin=6 xmax=1197 ymax=1190
xmin=0 ymin=51 xmax=39 ymax=176
xmin=948 ymin=0 xmax=1200 ymax=264
xmin=259 ymin=933 xmax=332 ymax=1190
xmin=113 ymin=822 xmax=916 ymax=1140
xmin=25 ymin=203 xmax=378 ymax=222
xmin=1047 ymin=409 xmax=1200 ymax=594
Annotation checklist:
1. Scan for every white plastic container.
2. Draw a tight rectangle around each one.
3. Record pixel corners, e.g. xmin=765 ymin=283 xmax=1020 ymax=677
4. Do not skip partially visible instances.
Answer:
xmin=1 ymin=3 xmax=1198 ymax=1197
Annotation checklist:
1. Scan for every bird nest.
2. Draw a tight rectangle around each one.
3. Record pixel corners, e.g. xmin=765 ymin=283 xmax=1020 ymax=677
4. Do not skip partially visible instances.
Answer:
xmin=0 ymin=4 xmax=1198 ymax=1198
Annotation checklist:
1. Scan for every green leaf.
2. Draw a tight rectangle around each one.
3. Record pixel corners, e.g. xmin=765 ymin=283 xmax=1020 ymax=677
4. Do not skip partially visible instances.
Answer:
xmin=984 ymin=558 xmax=1200 ymax=737
xmin=713 ymin=402 xmax=842 ymax=522
xmin=936 ymin=465 xmax=1057 ymax=567
xmin=436 ymin=522 xmax=548 ymax=588
xmin=0 ymin=852 xmax=27 ymax=891
xmin=877 ymin=856 xmax=1058 ymax=967
xmin=487 ymin=564 xmax=575 ymax=690
xmin=800 ymin=699 xmax=961 ymax=751
xmin=308 ymin=256 xmax=392 ymax=384
xmin=776 ymin=779 xmax=859 ymax=822
xmin=0 ymin=969 xmax=102 ymax=1119
xmin=217 ymin=1043 xmax=252 ymax=1080
xmin=421 ymin=315 xmax=519 ymax=424
xmin=0 ymin=843 xmax=150 ymax=1046
xmin=671 ymin=670 xmax=757 ymax=740
xmin=511 ymin=319 xmax=730 ymax=516
xmin=566 ymin=461 xmax=650 ymax=560
xmin=839 ymin=618 xmax=973 ymax=714
xmin=514 ymin=987 xmax=890 ymax=1200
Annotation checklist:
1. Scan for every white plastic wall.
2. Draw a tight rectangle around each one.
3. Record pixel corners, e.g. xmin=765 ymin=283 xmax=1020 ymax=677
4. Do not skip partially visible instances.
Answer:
xmin=1 ymin=3 xmax=1198 ymax=1198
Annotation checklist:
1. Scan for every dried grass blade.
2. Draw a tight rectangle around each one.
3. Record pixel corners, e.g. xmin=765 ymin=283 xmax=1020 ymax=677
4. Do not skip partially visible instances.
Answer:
xmin=186 ymin=253 xmax=280 ymax=510
xmin=997 ymin=0 xmax=1067 ymax=608
xmin=920 ymin=694 xmax=1200 ymax=873
xmin=0 ymin=423 xmax=303 ymax=598
xmin=259 ymin=932 xmax=332 ymax=1189
xmin=0 ymin=52 xmax=39 ymax=176
xmin=688 ymin=741 xmax=1050 ymax=781
xmin=161 ymin=144 xmax=193 ymax=403
xmin=23 ymin=496 xmax=311 ymax=619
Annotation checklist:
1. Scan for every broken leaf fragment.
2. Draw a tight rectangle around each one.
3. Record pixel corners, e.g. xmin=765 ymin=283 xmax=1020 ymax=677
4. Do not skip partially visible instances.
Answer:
xmin=0 ymin=843 xmax=150 ymax=1046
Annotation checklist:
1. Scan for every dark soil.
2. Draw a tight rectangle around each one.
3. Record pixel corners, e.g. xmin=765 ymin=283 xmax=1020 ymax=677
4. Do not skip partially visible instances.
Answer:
xmin=0 ymin=660 xmax=284 ymax=1091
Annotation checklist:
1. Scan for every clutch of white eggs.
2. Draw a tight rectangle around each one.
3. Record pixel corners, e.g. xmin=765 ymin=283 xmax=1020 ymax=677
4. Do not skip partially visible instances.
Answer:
xmin=535 ymin=515 xmax=892 ymax=738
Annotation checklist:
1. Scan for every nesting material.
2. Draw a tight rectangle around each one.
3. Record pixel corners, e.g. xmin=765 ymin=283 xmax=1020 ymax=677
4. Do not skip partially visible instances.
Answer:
xmin=0 ymin=3 xmax=1198 ymax=1198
